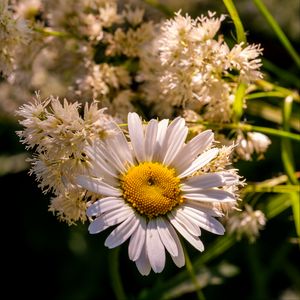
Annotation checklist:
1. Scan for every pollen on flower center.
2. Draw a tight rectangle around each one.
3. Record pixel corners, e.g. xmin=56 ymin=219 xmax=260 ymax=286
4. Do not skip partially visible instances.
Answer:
xmin=120 ymin=162 xmax=183 ymax=218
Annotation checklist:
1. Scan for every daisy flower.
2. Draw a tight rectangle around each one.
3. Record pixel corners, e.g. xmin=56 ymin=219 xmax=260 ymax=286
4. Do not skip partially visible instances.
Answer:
xmin=77 ymin=112 xmax=240 ymax=275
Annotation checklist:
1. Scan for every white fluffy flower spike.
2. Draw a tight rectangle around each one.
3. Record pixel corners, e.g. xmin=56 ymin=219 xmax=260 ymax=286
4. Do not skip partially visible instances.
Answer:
xmin=77 ymin=113 xmax=240 ymax=275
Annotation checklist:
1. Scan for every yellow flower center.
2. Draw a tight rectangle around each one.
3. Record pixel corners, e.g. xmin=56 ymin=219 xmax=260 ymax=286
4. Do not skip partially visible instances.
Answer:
xmin=120 ymin=162 xmax=183 ymax=218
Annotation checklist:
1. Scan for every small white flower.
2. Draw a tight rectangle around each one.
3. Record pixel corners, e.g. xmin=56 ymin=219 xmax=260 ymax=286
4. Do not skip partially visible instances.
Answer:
xmin=227 ymin=204 xmax=266 ymax=242
xmin=122 ymin=5 xmax=145 ymax=27
xmin=77 ymin=112 xmax=240 ymax=275
xmin=236 ymin=131 xmax=271 ymax=161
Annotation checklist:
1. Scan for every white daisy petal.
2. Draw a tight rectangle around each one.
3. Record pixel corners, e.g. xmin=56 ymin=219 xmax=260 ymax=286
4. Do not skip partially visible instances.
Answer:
xmin=145 ymin=119 xmax=158 ymax=161
xmin=101 ymin=205 xmax=134 ymax=226
xmin=168 ymin=213 xmax=204 ymax=251
xmin=106 ymin=134 xmax=134 ymax=170
xmin=156 ymin=217 xmax=178 ymax=257
xmin=159 ymin=117 xmax=186 ymax=162
xmin=146 ymin=219 xmax=166 ymax=273
xmin=76 ymin=175 xmax=121 ymax=197
xmin=94 ymin=140 xmax=127 ymax=174
xmin=153 ymin=119 xmax=169 ymax=161
xmin=172 ymin=130 xmax=214 ymax=172
xmin=171 ymin=209 xmax=201 ymax=236
xmin=128 ymin=216 xmax=147 ymax=261
xmin=88 ymin=207 xmax=132 ymax=234
xmin=183 ymin=189 xmax=235 ymax=202
xmin=86 ymin=197 xmax=124 ymax=217
xmin=164 ymin=220 xmax=185 ymax=267
xmin=163 ymin=126 xmax=189 ymax=166
xmin=105 ymin=214 xmax=139 ymax=248
xmin=86 ymin=144 xmax=119 ymax=179
xmin=135 ymin=243 xmax=151 ymax=276
xmin=181 ymin=206 xmax=225 ymax=235
xmin=179 ymin=148 xmax=219 ymax=178
xmin=88 ymin=217 xmax=109 ymax=234
xmin=182 ymin=172 xmax=239 ymax=191
xmin=184 ymin=200 xmax=223 ymax=217
xmin=102 ymin=140 xmax=131 ymax=174
xmin=108 ymin=122 xmax=134 ymax=165
xmin=128 ymin=112 xmax=146 ymax=162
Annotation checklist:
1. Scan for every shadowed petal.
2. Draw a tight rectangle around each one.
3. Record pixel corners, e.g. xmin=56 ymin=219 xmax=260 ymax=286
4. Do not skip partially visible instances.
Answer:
xmin=164 ymin=221 xmax=185 ymax=267
xmin=182 ymin=172 xmax=239 ymax=191
xmin=86 ymin=197 xmax=124 ymax=217
xmin=105 ymin=214 xmax=139 ymax=248
xmin=135 ymin=243 xmax=151 ymax=276
xmin=183 ymin=189 xmax=235 ymax=202
xmin=181 ymin=206 xmax=225 ymax=235
xmin=156 ymin=217 xmax=178 ymax=257
xmin=179 ymin=148 xmax=219 ymax=178
xmin=172 ymin=130 xmax=214 ymax=173
xmin=128 ymin=216 xmax=147 ymax=261
xmin=77 ymin=175 xmax=121 ymax=197
xmin=146 ymin=219 xmax=166 ymax=273
xmin=168 ymin=213 xmax=204 ymax=251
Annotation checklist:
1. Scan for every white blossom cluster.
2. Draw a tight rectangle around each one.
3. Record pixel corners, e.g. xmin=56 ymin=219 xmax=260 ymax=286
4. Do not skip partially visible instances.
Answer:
xmin=0 ymin=0 xmax=32 ymax=77
xmin=139 ymin=11 xmax=263 ymax=122
xmin=17 ymin=94 xmax=116 ymax=224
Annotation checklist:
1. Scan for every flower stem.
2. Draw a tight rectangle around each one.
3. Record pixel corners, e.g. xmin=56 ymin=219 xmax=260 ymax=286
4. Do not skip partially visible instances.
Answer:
xmin=189 ymin=121 xmax=300 ymax=141
xmin=233 ymin=83 xmax=247 ymax=123
xmin=183 ymin=244 xmax=206 ymax=300
xmin=281 ymin=96 xmax=300 ymax=237
xmin=255 ymin=80 xmax=300 ymax=102
xmin=108 ymin=247 xmax=127 ymax=300
xmin=34 ymin=26 xmax=72 ymax=38
xmin=223 ymin=0 xmax=247 ymax=43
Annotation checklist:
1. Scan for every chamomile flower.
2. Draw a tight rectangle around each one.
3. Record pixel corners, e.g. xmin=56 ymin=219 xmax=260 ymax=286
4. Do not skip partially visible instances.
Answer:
xmin=77 ymin=112 xmax=240 ymax=275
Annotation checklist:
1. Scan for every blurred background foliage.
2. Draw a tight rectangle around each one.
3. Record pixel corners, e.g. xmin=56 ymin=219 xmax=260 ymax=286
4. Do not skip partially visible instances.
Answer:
xmin=1 ymin=0 xmax=299 ymax=299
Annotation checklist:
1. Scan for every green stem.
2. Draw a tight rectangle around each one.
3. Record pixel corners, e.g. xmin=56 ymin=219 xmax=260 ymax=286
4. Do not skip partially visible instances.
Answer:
xmin=281 ymin=96 xmax=300 ymax=237
xmin=246 ymin=101 xmax=300 ymax=132
xmin=183 ymin=244 xmax=206 ymax=300
xmin=253 ymin=0 xmax=300 ymax=67
xmin=223 ymin=0 xmax=247 ymax=43
xmin=281 ymin=97 xmax=298 ymax=184
xmin=189 ymin=121 xmax=300 ymax=141
xmin=246 ymin=91 xmax=293 ymax=100
xmin=233 ymin=83 xmax=247 ymax=122
xmin=255 ymin=80 xmax=300 ymax=102
xmin=243 ymin=184 xmax=300 ymax=193
xmin=108 ymin=247 xmax=127 ymax=300
xmin=34 ymin=27 xmax=73 ymax=38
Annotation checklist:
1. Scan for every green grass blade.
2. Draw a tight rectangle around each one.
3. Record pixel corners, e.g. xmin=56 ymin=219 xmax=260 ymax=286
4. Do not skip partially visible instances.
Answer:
xmin=223 ymin=0 xmax=247 ymax=43
xmin=253 ymin=0 xmax=300 ymax=68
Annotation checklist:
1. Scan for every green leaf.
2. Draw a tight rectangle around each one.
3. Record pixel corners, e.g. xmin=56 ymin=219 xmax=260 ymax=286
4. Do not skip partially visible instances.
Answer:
xmin=253 ymin=0 xmax=300 ymax=68
xmin=246 ymin=101 xmax=300 ymax=132
xmin=290 ymin=193 xmax=300 ymax=237
xmin=264 ymin=194 xmax=292 ymax=219
xmin=244 ymin=185 xmax=300 ymax=193
xmin=280 ymin=96 xmax=300 ymax=237
xmin=223 ymin=0 xmax=247 ymax=43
